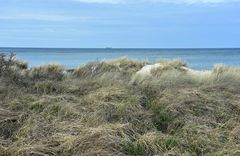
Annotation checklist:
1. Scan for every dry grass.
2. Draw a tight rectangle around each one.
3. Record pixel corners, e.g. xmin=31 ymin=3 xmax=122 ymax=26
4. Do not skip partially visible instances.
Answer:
xmin=27 ymin=64 xmax=65 ymax=81
xmin=0 ymin=55 xmax=240 ymax=156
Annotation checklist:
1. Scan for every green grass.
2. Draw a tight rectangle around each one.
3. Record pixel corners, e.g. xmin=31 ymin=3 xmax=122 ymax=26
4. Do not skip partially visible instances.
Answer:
xmin=122 ymin=142 xmax=145 ymax=155
xmin=1 ymin=54 xmax=240 ymax=155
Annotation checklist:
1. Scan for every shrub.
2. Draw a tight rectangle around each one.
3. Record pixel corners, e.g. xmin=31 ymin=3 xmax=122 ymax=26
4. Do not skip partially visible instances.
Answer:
xmin=0 ymin=53 xmax=28 ymax=86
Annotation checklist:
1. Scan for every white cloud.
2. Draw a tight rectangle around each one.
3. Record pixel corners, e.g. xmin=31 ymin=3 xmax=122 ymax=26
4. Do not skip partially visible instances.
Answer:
xmin=73 ymin=0 xmax=125 ymax=4
xmin=152 ymin=0 xmax=240 ymax=4
xmin=0 ymin=13 xmax=89 ymax=22
xmin=72 ymin=0 xmax=240 ymax=4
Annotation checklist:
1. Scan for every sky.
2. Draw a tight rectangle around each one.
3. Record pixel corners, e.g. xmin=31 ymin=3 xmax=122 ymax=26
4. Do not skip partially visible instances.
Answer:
xmin=0 ymin=0 xmax=240 ymax=48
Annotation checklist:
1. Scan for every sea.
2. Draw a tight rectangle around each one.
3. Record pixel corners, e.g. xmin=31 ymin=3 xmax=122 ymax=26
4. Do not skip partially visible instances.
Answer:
xmin=0 ymin=47 xmax=240 ymax=70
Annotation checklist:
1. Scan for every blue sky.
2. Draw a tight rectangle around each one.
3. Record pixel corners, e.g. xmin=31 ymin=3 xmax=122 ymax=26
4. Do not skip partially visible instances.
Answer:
xmin=0 ymin=0 xmax=240 ymax=48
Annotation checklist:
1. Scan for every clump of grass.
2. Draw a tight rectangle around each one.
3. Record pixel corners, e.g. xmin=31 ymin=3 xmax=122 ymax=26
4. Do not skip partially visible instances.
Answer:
xmin=107 ymin=57 xmax=147 ymax=72
xmin=72 ymin=58 xmax=147 ymax=81
xmin=122 ymin=142 xmax=146 ymax=155
xmin=212 ymin=64 xmax=240 ymax=85
xmin=123 ymin=143 xmax=140 ymax=155
xmin=157 ymin=59 xmax=187 ymax=70
xmin=0 ymin=53 xmax=28 ymax=86
xmin=133 ymin=59 xmax=198 ymax=89
xmin=27 ymin=64 xmax=65 ymax=81
xmin=72 ymin=61 xmax=119 ymax=78
xmin=33 ymin=80 xmax=65 ymax=94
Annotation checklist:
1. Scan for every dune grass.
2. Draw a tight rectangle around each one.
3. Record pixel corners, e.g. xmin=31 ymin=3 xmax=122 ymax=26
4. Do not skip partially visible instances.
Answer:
xmin=0 ymin=54 xmax=240 ymax=156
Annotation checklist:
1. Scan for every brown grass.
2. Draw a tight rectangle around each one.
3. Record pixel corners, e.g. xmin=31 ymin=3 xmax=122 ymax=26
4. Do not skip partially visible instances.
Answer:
xmin=0 ymin=55 xmax=240 ymax=155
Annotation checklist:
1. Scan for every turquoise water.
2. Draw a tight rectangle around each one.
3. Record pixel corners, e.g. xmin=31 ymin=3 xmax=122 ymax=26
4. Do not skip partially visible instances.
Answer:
xmin=0 ymin=48 xmax=240 ymax=69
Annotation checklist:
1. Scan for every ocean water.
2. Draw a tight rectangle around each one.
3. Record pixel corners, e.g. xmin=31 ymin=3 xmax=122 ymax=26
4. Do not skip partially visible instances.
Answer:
xmin=0 ymin=48 xmax=240 ymax=70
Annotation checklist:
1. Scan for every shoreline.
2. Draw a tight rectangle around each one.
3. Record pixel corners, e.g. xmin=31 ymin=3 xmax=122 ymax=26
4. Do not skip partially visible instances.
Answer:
xmin=1 ymin=48 xmax=240 ymax=70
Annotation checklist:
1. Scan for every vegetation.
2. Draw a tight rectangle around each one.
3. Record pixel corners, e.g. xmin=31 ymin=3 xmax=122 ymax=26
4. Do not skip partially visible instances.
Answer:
xmin=0 ymin=54 xmax=240 ymax=156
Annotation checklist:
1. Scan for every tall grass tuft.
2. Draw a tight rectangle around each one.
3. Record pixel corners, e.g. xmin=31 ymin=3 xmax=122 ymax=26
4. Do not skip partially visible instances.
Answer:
xmin=27 ymin=64 xmax=65 ymax=81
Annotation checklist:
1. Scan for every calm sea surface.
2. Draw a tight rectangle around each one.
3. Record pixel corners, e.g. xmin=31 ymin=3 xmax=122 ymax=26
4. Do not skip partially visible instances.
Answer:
xmin=0 ymin=48 xmax=240 ymax=70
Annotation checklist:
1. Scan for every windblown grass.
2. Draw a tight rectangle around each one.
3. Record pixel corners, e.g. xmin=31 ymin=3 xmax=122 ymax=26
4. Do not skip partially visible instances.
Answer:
xmin=0 ymin=54 xmax=240 ymax=156
xmin=27 ymin=64 xmax=65 ymax=81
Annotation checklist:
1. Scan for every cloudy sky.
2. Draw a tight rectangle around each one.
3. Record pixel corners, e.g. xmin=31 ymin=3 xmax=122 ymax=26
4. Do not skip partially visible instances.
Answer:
xmin=0 ymin=0 xmax=240 ymax=48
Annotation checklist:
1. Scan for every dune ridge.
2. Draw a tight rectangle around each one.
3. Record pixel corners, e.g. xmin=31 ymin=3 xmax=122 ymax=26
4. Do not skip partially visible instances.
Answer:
xmin=0 ymin=54 xmax=240 ymax=156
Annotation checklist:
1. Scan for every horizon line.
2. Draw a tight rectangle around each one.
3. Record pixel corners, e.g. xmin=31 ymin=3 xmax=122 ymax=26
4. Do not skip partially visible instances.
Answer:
xmin=1 ymin=47 xmax=240 ymax=49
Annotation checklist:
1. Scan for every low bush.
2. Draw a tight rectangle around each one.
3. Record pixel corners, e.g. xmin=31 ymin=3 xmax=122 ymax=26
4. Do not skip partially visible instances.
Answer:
xmin=0 ymin=53 xmax=28 ymax=86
